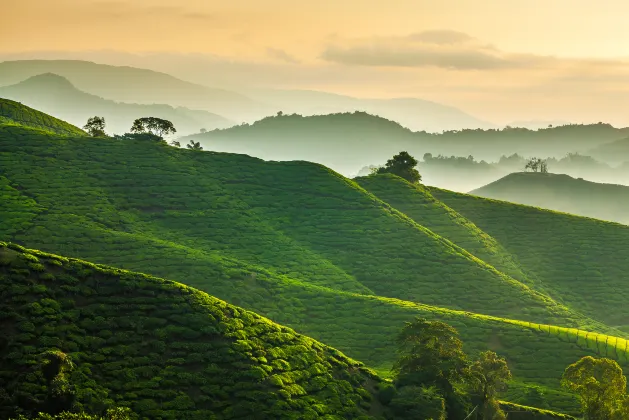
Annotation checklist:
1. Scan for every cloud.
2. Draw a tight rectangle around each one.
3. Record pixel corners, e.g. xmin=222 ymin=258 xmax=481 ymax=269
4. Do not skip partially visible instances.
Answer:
xmin=321 ymin=31 xmax=554 ymax=70
xmin=266 ymin=48 xmax=300 ymax=64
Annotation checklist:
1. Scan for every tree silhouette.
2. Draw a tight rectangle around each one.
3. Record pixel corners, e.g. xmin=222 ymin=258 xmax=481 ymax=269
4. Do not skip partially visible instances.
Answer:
xmin=130 ymin=117 xmax=176 ymax=138
xmin=83 ymin=116 xmax=106 ymax=137
xmin=375 ymin=151 xmax=422 ymax=183
xmin=186 ymin=140 xmax=203 ymax=151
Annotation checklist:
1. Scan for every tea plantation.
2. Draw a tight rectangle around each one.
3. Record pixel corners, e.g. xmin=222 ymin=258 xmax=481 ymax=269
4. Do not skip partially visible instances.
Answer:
xmin=2 ymin=110 xmax=629 ymax=415
xmin=0 ymin=99 xmax=85 ymax=136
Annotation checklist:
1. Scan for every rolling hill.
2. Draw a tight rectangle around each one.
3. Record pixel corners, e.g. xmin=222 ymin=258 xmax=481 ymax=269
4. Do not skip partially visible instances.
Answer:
xmin=469 ymin=172 xmax=629 ymax=225
xmin=182 ymin=113 xmax=629 ymax=177
xmin=0 ymin=241 xmax=383 ymax=419
xmin=242 ymin=88 xmax=496 ymax=132
xmin=587 ymin=136 xmax=629 ymax=166
xmin=0 ymin=60 xmax=271 ymax=123
xmin=0 ymin=98 xmax=85 ymax=136
xmin=4 ymin=112 xmax=629 ymax=415
xmin=0 ymin=73 xmax=235 ymax=136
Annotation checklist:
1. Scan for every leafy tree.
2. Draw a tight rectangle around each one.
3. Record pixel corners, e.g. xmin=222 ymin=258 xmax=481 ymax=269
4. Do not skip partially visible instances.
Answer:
xmin=169 ymin=140 xmax=181 ymax=148
xmin=375 ymin=151 xmax=422 ymax=183
xmin=40 ymin=350 xmax=76 ymax=415
xmin=130 ymin=117 xmax=176 ymax=138
xmin=186 ymin=140 xmax=203 ymax=151
xmin=468 ymin=351 xmax=511 ymax=419
xmin=393 ymin=317 xmax=470 ymax=418
xmin=200 ymin=128 xmax=207 ymax=133
xmin=524 ymin=157 xmax=549 ymax=173
xmin=11 ymin=407 xmax=134 ymax=420
xmin=561 ymin=356 xmax=627 ymax=420
xmin=83 ymin=117 xmax=106 ymax=137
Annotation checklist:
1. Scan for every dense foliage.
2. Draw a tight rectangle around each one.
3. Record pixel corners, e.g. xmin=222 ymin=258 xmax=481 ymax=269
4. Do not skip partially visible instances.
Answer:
xmin=0 ymin=242 xmax=382 ymax=420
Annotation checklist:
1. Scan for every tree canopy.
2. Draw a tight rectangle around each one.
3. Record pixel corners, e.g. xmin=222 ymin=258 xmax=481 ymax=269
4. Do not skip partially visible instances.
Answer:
xmin=130 ymin=117 xmax=176 ymax=138
xmin=82 ymin=117 xmax=106 ymax=137
xmin=375 ymin=151 xmax=422 ymax=183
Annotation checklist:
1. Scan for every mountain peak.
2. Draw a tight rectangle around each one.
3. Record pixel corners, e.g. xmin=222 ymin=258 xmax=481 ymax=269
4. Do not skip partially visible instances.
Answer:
xmin=16 ymin=72 xmax=78 ymax=90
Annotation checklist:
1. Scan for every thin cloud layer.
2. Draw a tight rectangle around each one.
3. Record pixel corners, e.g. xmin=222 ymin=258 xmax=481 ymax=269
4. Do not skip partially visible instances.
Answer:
xmin=321 ymin=31 xmax=553 ymax=70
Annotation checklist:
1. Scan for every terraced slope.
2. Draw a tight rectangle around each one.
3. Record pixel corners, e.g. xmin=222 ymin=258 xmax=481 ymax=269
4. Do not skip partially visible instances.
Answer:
xmin=431 ymin=186 xmax=629 ymax=333
xmin=3 ymin=121 xmax=629 ymax=413
xmin=0 ymin=98 xmax=85 ymax=136
xmin=0 ymin=242 xmax=382 ymax=420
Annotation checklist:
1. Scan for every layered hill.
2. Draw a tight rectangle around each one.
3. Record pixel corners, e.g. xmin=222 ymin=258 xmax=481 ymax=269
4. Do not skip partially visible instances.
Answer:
xmin=0 ymin=241 xmax=382 ymax=420
xmin=0 ymin=60 xmax=272 ymax=122
xmin=470 ymin=172 xmax=629 ymax=225
xmin=0 ymin=74 xmax=235 ymax=136
xmin=183 ymin=114 xmax=629 ymax=177
xmin=0 ymin=98 xmax=85 ymax=136
xmin=4 ymin=121 xmax=629 ymax=415
xmin=588 ymin=136 xmax=629 ymax=166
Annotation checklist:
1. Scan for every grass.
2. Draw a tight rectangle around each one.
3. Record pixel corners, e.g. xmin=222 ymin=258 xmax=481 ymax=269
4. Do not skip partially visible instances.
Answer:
xmin=0 ymin=98 xmax=86 ymax=136
xmin=2 ymin=122 xmax=629 ymax=414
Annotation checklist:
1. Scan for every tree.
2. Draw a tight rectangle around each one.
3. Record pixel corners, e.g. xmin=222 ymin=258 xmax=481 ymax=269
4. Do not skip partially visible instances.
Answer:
xmin=169 ymin=140 xmax=181 ymax=148
xmin=40 ymin=350 xmax=76 ymax=415
xmin=186 ymin=140 xmax=203 ymax=151
xmin=524 ymin=157 xmax=548 ymax=173
xmin=388 ymin=386 xmax=446 ymax=420
xmin=562 ymin=356 xmax=627 ymax=420
xmin=393 ymin=317 xmax=470 ymax=418
xmin=83 ymin=117 xmax=106 ymax=137
xmin=200 ymin=128 xmax=207 ymax=133
xmin=130 ymin=117 xmax=176 ymax=138
xmin=375 ymin=151 xmax=422 ymax=183
xmin=468 ymin=351 xmax=511 ymax=419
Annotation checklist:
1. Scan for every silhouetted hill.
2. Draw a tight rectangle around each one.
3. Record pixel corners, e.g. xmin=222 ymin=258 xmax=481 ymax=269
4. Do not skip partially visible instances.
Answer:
xmin=243 ymin=88 xmax=496 ymax=132
xmin=0 ymin=97 xmax=85 ymax=136
xmin=183 ymin=114 xmax=629 ymax=177
xmin=469 ymin=172 xmax=629 ymax=225
xmin=0 ymin=73 xmax=235 ymax=135
xmin=0 ymin=60 xmax=271 ymax=122
xmin=588 ymin=137 xmax=629 ymax=165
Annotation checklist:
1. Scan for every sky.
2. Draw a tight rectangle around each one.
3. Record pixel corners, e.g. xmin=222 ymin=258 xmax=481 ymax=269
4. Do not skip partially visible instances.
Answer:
xmin=3 ymin=0 xmax=629 ymax=125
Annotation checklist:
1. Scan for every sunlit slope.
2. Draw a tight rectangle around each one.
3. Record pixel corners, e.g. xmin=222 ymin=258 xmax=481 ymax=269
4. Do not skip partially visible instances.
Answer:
xmin=0 ymin=124 xmax=587 ymax=329
xmin=356 ymin=174 xmax=533 ymax=285
xmin=0 ymin=98 xmax=86 ymax=136
xmin=0 ymin=242 xmax=619 ymax=418
xmin=432 ymin=186 xmax=629 ymax=333
xmin=0 ymin=242 xmax=382 ymax=420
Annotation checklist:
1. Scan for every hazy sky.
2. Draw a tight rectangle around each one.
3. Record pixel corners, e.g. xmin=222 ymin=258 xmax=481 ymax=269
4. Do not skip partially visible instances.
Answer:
xmin=3 ymin=0 xmax=629 ymax=125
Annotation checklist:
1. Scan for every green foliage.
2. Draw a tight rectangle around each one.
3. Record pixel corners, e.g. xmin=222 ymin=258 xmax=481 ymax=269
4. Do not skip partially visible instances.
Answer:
xmin=83 ymin=117 xmax=106 ymax=138
xmin=469 ymin=351 xmax=512 ymax=420
xmin=374 ymin=151 xmax=421 ymax=183
xmin=561 ymin=356 xmax=628 ymax=419
xmin=388 ymin=386 xmax=445 ymax=420
xmin=0 ymin=98 xmax=85 ymax=136
xmin=130 ymin=117 xmax=176 ymax=138
xmin=0 ymin=242 xmax=382 ymax=419
xmin=186 ymin=140 xmax=203 ymax=150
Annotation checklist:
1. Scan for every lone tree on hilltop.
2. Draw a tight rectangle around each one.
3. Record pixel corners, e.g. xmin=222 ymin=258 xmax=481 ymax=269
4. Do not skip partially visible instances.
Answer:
xmin=186 ymin=140 xmax=203 ymax=151
xmin=130 ymin=117 xmax=177 ymax=138
xmin=83 ymin=116 xmax=106 ymax=137
xmin=525 ymin=157 xmax=548 ymax=173
xmin=375 ymin=151 xmax=422 ymax=183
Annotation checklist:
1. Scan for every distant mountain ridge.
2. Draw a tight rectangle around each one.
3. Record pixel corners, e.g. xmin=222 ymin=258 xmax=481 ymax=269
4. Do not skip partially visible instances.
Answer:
xmin=0 ymin=73 xmax=235 ymax=136
xmin=470 ymin=172 xmax=629 ymax=225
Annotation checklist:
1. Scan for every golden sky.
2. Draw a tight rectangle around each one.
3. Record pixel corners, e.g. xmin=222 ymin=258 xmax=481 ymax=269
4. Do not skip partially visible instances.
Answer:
xmin=3 ymin=0 xmax=629 ymax=124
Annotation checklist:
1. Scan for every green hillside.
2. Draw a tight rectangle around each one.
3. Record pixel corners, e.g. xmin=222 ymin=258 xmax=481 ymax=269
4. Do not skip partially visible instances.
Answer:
xmin=431 ymin=185 xmax=629 ymax=333
xmin=0 ymin=242 xmax=382 ymax=420
xmin=469 ymin=172 xmax=629 ymax=225
xmin=0 ymin=98 xmax=85 ymax=136
xmin=3 ymin=121 xmax=629 ymax=414
xmin=0 ymin=74 xmax=235 ymax=136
